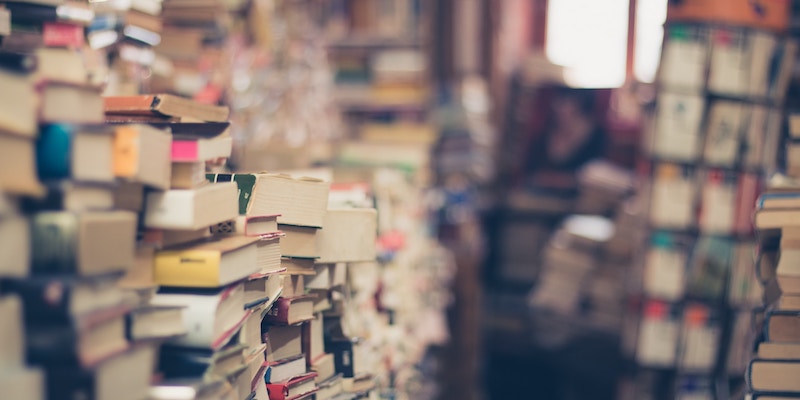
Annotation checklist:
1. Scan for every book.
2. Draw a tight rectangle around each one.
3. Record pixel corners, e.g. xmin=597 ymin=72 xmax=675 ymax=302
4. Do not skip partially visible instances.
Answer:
xmin=0 ymin=295 xmax=23 ymax=367
xmin=170 ymin=161 xmax=207 ymax=189
xmin=316 ymin=374 xmax=344 ymax=400
xmin=303 ymin=313 xmax=326 ymax=363
xmin=24 ymin=181 xmax=114 ymax=212
xmin=265 ymin=372 xmax=318 ymax=400
xmin=126 ymin=305 xmax=187 ymax=341
xmin=677 ymin=304 xmax=720 ymax=372
xmin=264 ymin=354 xmax=307 ymax=384
xmin=103 ymin=94 xmax=230 ymax=122
xmin=0 ymin=214 xmax=30 ymax=277
xmin=315 ymin=208 xmax=377 ymax=263
xmin=150 ymin=283 xmax=249 ymax=350
xmin=42 ymin=21 xmax=85 ymax=47
xmin=703 ymin=101 xmax=744 ymax=167
xmin=37 ymin=124 xmax=114 ymax=183
xmin=0 ymin=67 xmax=37 ymax=137
xmin=698 ymin=169 xmax=737 ymax=234
xmin=40 ymin=82 xmax=104 ymax=124
xmin=144 ymin=181 xmax=238 ymax=230
xmin=207 ymin=173 xmax=330 ymax=227
xmin=765 ymin=310 xmax=800 ymax=342
xmin=143 ymin=227 xmax=211 ymax=249
xmin=113 ymin=181 xmax=144 ymax=212
xmin=236 ymin=214 xmax=280 ymax=237
xmin=281 ymin=275 xmax=305 ymax=298
xmin=279 ymin=224 xmax=319 ymax=258
xmin=30 ymin=211 xmax=137 ymax=276
xmin=281 ymin=257 xmax=316 ymax=276
xmin=635 ymin=300 xmax=680 ymax=367
xmin=4 ymin=1 xmax=94 ymax=26
xmin=649 ymin=163 xmax=696 ymax=229
xmin=0 ymin=274 xmax=124 ymax=322
xmin=657 ymin=25 xmax=707 ymax=92
xmin=0 ymin=133 xmax=44 ymax=196
xmin=27 ymin=305 xmax=130 ymax=367
xmin=758 ymin=342 xmax=800 ymax=360
xmin=33 ymin=47 xmax=87 ymax=85
xmin=46 ymin=344 xmax=156 ymax=400
xmin=263 ymin=295 xmax=314 ymax=326
xmin=172 ymin=134 xmax=232 ymax=163
xmin=158 ymin=343 xmax=247 ymax=380
xmin=154 ymin=235 xmax=260 ymax=288
xmin=643 ymin=232 xmax=689 ymax=300
xmin=747 ymin=359 xmax=800 ymax=394
xmin=112 ymin=124 xmax=172 ymax=189
xmin=264 ymin=324 xmax=303 ymax=364
xmin=149 ymin=378 xmax=233 ymax=400
xmin=0 ymin=367 xmax=43 ymax=400
xmin=652 ymin=92 xmax=705 ymax=161
xmin=256 ymin=235 xmax=283 ymax=274
xmin=244 ymin=271 xmax=283 ymax=309
xmin=776 ymin=249 xmax=800 ymax=294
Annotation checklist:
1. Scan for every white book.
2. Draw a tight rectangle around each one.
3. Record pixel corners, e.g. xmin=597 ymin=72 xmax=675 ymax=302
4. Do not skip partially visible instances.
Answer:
xmin=707 ymin=30 xmax=749 ymax=97
xmin=703 ymin=101 xmax=744 ymax=167
xmin=151 ymin=283 xmax=247 ymax=350
xmin=316 ymin=208 xmax=377 ymax=263
xmin=653 ymin=93 xmax=705 ymax=161
xmin=144 ymin=182 xmax=238 ymax=230
xmin=644 ymin=245 xmax=686 ymax=301
xmin=658 ymin=30 xmax=707 ymax=92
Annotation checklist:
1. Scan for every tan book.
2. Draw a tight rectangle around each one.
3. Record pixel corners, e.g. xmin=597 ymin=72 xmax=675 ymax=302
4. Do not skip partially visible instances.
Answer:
xmin=316 ymin=208 xmax=377 ymax=263
xmin=281 ymin=257 xmax=316 ymax=276
xmin=170 ymin=161 xmax=207 ymax=189
xmin=281 ymin=275 xmax=305 ymax=298
xmin=279 ymin=224 xmax=319 ymax=258
xmin=0 ymin=134 xmax=43 ymax=196
xmin=30 ymin=211 xmax=137 ymax=276
xmin=33 ymin=47 xmax=87 ymax=85
xmin=41 ymin=82 xmax=104 ymax=124
xmin=758 ymin=342 xmax=800 ymax=360
xmin=0 ymin=215 xmax=29 ymax=277
xmin=117 ymin=245 xmax=156 ymax=290
xmin=113 ymin=182 xmax=144 ymax=212
xmin=0 ymin=69 xmax=36 ymax=138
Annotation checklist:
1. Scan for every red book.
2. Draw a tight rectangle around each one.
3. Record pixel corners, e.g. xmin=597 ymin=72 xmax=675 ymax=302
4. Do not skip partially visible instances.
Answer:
xmin=263 ymin=295 xmax=314 ymax=326
xmin=265 ymin=372 xmax=318 ymax=400
xmin=43 ymin=22 xmax=84 ymax=48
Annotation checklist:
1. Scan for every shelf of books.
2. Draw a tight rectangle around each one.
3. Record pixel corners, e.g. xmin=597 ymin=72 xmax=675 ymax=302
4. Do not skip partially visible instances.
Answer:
xmin=0 ymin=1 xmax=453 ymax=400
xmin=618 ymin=11 xmax=796 ymax=399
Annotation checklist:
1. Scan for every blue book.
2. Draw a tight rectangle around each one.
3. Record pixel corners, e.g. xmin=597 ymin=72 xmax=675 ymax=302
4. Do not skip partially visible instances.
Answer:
xmin=36 ymin=124 xmax=114 ymax=183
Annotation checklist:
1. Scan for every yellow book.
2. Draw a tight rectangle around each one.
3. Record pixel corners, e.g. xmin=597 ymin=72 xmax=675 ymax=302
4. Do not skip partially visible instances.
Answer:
xmin=155 ymin=235 xmax=260 ymax=288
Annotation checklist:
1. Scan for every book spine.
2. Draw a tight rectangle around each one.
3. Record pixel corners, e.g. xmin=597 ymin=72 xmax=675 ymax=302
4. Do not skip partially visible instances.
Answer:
xmin=171 ymin=140 xmax=200 ymax=162
xmin=36 ymin=124 xmax=73 ymax=180
xmin=112 ymin=126 xmax=140 ymax=180
xmin=30 ymin=212 xmax=79 ymax=274
xmin=264 ymin=383 xmax=289 ymax=400
xmin=42 ymin=22 xmax=84 ymax=48
xmin=263 ymin=297 xmax=291 ymax=325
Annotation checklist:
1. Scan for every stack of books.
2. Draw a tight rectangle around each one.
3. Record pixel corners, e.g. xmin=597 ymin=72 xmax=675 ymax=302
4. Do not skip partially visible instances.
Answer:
xmin=747 ymin=171 xmax=800 ymax=397
xmin=0 ymin=7 xmax=173 ymax=397
xmin=88 ymin=0 xmax=164 ymax=95
xmin=206 ymin=172 xmax=332 ymax=400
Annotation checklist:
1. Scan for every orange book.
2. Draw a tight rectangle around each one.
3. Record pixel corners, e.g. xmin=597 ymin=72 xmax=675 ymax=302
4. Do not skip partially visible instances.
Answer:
xmin=103 ymin=94 xmax=230 ymax=122
xmin=667 ymin=0 xmax=789 ymax=32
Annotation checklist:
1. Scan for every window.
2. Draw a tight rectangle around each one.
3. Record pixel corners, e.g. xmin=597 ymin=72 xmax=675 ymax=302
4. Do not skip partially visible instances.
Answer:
xmin=545 ymin=0 xmax=669 ymax=87
xmin=634 ymin=0 xmax=669 ymax=83
xmin=545 ymin=0 xmax=630 ymax=88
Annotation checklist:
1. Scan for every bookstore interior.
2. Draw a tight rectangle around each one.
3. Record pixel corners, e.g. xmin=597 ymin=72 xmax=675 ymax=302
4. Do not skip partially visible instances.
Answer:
xmin=6 ymin=0 xmax=800 ymax=399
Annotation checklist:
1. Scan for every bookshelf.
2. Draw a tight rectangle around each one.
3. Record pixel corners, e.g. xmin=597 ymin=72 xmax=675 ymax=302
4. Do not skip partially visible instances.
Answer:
xmin=618 ymin=3 xmax=796 ymax=397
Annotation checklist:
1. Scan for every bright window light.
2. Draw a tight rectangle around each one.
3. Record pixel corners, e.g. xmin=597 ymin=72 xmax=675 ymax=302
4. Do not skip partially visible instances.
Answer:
xmin=546 ymin=0 xmax=629 ymax=88
xmin=634 ymin=0 xmax=668 ymax=83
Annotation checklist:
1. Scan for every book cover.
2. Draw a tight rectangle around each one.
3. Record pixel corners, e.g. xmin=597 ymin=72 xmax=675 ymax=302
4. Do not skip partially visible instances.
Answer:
xmin=678 ymin=304 xmax=720 ymax=372
xmin=649 ymin=163 xmax=697 ymax=229
xmin=698 ymin=169 xmax=737 ymax=234
xmin=643 ymin=232 xmax=690 ymax=301
xmin=653 ymin=93 xmax=705 ymax=161
xmin=658 ymin=25 xmax=708 ymax=92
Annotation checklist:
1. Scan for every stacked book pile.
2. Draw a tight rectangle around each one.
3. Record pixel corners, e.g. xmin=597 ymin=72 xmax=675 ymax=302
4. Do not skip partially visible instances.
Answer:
xmin=746 ymin=168 xmax=800 ymax=397
xmin=88 ymin=0 xmax=164 ymax=95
